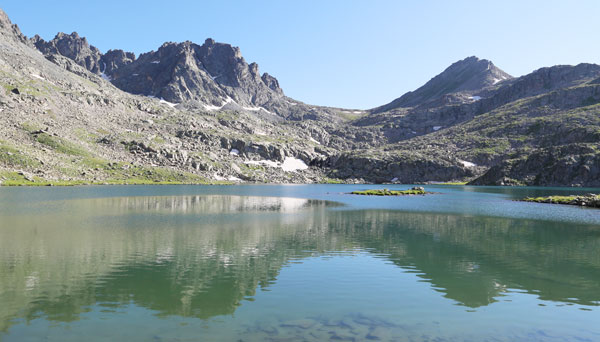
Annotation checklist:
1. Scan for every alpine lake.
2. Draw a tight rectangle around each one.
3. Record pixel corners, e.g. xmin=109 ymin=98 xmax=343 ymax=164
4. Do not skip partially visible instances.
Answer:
xmin=1 ymin=184 xmax=599 ymax=342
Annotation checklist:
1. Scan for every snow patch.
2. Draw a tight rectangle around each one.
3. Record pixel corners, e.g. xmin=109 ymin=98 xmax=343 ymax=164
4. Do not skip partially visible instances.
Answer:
xmin=229 ymin=149 xmax=239 ymax=156
xmin=133 ymin=73 xmax=139 ymax=76
xmin=459 ymin=160 xmax=477 ymax=168
xmin=245 ymin=157 xmax=308 ymax=172
xmin=213 ymin=173 xmax=226 ymax=181
xmin=469 ymin=96 xmax=482 ymax=101
xmin=309 ymin=137 xmax=320 ymax=144
xmin=227 ymin=176 xmax=242 ymax=182
xmin=241 ymin=105 xmax=274 ymax=115
xmin=203 ymin=97 xmax=234 ymax=111
xmin=391 ymin=177 xmax=399 ymax=182
xmin=433 ymin=126 xmax=442 ymax=131
xmin=492 ymin=76 xmax=507 ymax=84
xmin=411 ymin=131 xmax=417 ymax=134
xmin=151 ymin=60 xmax=160 ymax=64
xmin=353 ymin=111 xmax=363 ymax=114
xmin=30 ymin=74 xmax=45 ymax=81
xmin=101 ymin=72 xmax=112 ymax=81
xmin=281 ymin=157 xmax=308 ymax=172
xmin=243 ymin=106 xmax=261 ymax=111
xmin=160 ymin=97 xmax=178 ymax=108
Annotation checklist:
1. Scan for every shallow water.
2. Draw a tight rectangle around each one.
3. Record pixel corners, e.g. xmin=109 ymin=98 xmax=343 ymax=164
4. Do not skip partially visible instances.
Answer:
xmin=1 ymin=185 xmax=599 ymax=341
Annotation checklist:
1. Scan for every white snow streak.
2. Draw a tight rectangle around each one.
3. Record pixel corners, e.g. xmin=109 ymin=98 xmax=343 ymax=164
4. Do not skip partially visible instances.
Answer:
xmin=159 ymin=98 xmax=178 ymax=108
xmin=203 ymin=97 xmax=234 ymax=111
xmin=459 ymin=160 xmax=477 ymax=168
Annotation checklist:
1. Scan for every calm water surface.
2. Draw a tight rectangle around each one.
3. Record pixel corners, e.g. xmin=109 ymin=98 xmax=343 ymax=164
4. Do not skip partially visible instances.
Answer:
xmin=1 ymin=184 xmax=599 ymax=341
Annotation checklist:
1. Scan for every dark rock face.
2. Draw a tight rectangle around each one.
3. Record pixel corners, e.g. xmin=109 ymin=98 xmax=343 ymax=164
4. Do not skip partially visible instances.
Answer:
xmin=261 ymin=73 xmax=283 ymax=94
xmin=111 ymin=39 xmax=285 ymax=109
xmin=372 ymin=56 xmax=512 ymax=113
xmin=100 ymin=49 xmax=135 ymax=75
xmin=32 ymin=32 xmax=104 ymax=74
xmin=326 ymin=153 xmax=473 ymax=183
xmin=469 ymin=144 xmax=600 ymax=187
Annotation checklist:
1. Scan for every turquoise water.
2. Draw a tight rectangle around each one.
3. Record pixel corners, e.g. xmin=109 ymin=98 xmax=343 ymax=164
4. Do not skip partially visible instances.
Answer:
xmin=0 ymin=185 xmax=599 ymax=341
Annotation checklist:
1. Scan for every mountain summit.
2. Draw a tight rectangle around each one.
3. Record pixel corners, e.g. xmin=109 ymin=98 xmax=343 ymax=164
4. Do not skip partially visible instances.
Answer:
xmin=372 ymin=56 xmax=512 ymax=113
xmin=30 ymin=31 xmax=326 ymax=118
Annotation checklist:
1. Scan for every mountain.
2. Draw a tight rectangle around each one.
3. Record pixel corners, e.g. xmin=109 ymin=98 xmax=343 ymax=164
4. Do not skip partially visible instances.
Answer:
xmin=1 ymin=7 xmax=599 ymax=187
xmin=30 ymin=31 xmax=338 ymax=120
xmin=372 ymin=56 xmax=512 ymax=113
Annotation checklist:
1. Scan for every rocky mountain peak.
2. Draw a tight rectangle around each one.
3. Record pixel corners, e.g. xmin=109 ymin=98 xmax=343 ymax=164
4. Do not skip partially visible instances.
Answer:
xmin=0 ymin=8 xmax=27 ymax=43
xmin=372 ymin=56 xmax=513 ymax=113
xmin=106 ymin=38 xmax=287 ymax=111
xmin=33 ymin=31 xmax=103 ymax=73
xmin=262 ymin=73 xmax=283 ymax=95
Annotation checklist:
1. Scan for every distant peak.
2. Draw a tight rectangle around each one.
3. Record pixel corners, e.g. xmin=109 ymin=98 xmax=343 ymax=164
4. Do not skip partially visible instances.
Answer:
xmin=372 ymin=56 xmax=512 ymax=112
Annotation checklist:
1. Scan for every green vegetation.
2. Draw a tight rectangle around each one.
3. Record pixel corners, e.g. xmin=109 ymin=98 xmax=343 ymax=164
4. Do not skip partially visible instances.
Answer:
xmin=320 ymin=177 xmax=345 ymax=184
xmin=521 ymin=194 xmax=600 ymax=208
xmin=0 ymin=141 xmax=41 ymax=169
xmin=351 ymin=188 xmax=427 ymax=196
xmin=35 ymin=133 xmax=91 ymax=157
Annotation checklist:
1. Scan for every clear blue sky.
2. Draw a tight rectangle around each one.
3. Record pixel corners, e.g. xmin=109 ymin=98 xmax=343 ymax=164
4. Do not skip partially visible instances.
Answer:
xmin=3 ymin=1 xmax=600 ymax=109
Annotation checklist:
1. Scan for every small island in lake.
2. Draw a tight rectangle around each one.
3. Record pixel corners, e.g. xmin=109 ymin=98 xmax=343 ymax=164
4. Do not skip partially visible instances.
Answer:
xmin=351 ymin=187 xmax=427 ymax=196
xmin=521 ymin=194 xmax=600 ymax=208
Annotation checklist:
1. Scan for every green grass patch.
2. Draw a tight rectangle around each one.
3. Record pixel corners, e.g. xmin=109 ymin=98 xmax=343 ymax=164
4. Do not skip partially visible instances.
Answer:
xmin=35 ymin=133 xmax=90 ymax=157
xmin=320 ymin=177 xmax=345 ymax=184
xmin=351 ymin=188 xmax=427 ymax=196
xmin=521 ymin=194 xmax=600 ymax=208
xmin=0 ymin=142 xmax=41 ymax=169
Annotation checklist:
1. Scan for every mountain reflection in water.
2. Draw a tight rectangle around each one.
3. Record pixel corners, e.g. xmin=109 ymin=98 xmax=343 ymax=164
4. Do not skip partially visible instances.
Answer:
xmin=1 ymin=195 xmax=599 ymax=336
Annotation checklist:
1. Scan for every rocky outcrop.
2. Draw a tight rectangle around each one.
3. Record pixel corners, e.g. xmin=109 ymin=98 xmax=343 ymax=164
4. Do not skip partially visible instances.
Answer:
xmin=100 ymin=49 xmax=136 ymax=75
xmin=474 ymin=63 xmax=600 ymax=115
xmin=0 ymin=8 xmax=28 ymax=45
xmin=469 ymin=144 xmax=600 ymax=187
xmin=326 ymin=153 xmax=473 ymax=184
xmin=32 ymin=32 xmax=104 ymax=74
